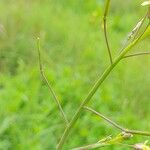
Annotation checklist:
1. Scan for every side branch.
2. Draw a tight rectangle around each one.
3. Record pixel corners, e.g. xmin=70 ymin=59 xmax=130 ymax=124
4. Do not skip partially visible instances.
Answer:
xmin=37 ymin=38 xmax=68 ymax=125
xmin=57 ymin=16 xmax=149 ymax=150
xmin=84 ymin=106 xmax=150 ymax=136
xmin=84 ymin=106 xmax=124 ymax=131
xmin=123 ymin=52 xmax=150 ymax=59
xmin=72 ymin=142 xmax=133 ymax=150
xmin=72 ymin=142 xmax=109 ymax=150
xmin=72 ymin=133 xmax=133 ymax=150
xmin=103 ymin=0 xmax=113 ymax=64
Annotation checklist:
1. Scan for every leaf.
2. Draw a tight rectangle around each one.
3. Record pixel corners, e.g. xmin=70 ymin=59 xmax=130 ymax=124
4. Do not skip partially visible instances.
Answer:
xmin=141 ymin=1 xmax=150 ymax=6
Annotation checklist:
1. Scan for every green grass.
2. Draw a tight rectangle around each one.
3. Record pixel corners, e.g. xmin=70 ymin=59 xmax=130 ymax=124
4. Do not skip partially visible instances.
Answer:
xmin=0 ymin=0 xmax=150 ymax=149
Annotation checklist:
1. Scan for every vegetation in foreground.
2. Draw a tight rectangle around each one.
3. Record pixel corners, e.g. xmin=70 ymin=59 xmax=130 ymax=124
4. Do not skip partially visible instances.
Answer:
xmin=0 ymin=0 xmax=150 ymax=149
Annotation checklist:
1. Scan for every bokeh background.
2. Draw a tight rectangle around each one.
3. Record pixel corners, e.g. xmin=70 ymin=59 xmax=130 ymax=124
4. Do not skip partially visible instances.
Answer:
xmin=0 ymin=0 xmax=150 ymax=149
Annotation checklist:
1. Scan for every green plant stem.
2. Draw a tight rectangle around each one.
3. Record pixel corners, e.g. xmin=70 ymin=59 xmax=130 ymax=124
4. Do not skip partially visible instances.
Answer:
xmin=84 ymin=106 xmax=150 ymax=136
xmin=37 ymin=38 xmax=69 ymax=125
xmin=103 ymin=0 xmax=113 ymax=64
xmin=56 ymin=24 xmax=149 ymax=150
xmin=123 ymin=52 xmax=150 ymax=59
xmin=72 ymin=142 xmax=134 ymax=150
xmin=72 ymin=142 xmax=109 ymax=150
xmin=72 ymin=133 xmax=133 ymax=150
xmin=84 ymin=106 xmax=124 ymax=131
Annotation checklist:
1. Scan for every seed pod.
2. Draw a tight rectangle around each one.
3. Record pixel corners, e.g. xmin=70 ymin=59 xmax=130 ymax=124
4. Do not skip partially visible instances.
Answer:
xmin=127 ymin=18 xmax=144 ymax=40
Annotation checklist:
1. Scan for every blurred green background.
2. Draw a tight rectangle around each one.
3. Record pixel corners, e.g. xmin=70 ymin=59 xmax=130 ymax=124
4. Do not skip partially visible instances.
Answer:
xmin=0 ymin=0 xmax=150 ymax=149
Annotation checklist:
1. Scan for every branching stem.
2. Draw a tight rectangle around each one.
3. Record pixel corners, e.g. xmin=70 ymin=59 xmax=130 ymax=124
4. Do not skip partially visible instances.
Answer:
xmin=72 ymin=142 xmax=109 ymax=150
xmin=84 ymin=106 xmax=150 ymax=136
xmin=72 ymin=142 xmax=134 ymax=150
xmin=72 ymin=133 xmax=134 ymax=150
xmin=84 ymin=106 xmax=124 ymax=131
xmin=37 ymin=38 xmax=69 ymax=125
xmin=57 ymin=22 xmax=149 ymax=150
xmin=123 ymin=52 xmax=150 ymax=59
xmin=103 ymin=0 xmax=113 ymax=64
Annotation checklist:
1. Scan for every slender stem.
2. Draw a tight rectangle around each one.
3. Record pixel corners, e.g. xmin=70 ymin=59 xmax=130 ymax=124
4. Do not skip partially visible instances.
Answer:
xmin=84 ymin=106 xmax=124 ymax=131
xmin=84 ymin=106 xmax=150 ymax=136
xmin=103 ymin=0 xmax=113 ymax=64
xmin=56 ymin=24 xmax=149 ymax=150
xmin=72 ymin=142 xmax=109 ymax=150
xmin=72 ymin=135 xmax=134 ymax=150
xmin=125 ymin=129 xmax=150 ymax=136
xmin=72 ymin=142 xmax=134 ymax=150
xmin=123 ymin=52 xmax=150 ymax=59
xmin=37 ymin=38 xmax=69 ymax=125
